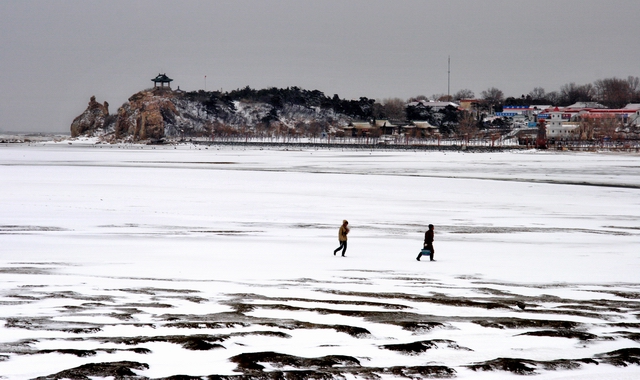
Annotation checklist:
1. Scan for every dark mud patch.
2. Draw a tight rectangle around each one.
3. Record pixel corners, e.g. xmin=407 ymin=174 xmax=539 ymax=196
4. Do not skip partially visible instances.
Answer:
xmin=395 ymin=321 xmax=446 ymax=333
xmin=0 ymin=266 xmax=54 ymax=275
xmin=472 ymin=318 xmax=580 ymax=330
xmin=381 ymin=339 xmax=472 ymax=355
xmin=17 ymin=347 xmax=151 ymax=357
xmin=333 ymin=325 xmax=372 ymax=338
xmin=121 ymin=302 xmax=174 ymax=308
xmin=164 ymin=321 xmax=250 ymax=329
xmin=321 ymin=289 xmax=514 ymax=310
xmin=613 ymin=332 xmax=640 ymax=342
xmin=229 ymin=352 xmax=456 ymax=379
xmin=382 ymin=341 xmax=438 ymax=355
xmin=36 ymin=348 xmax=97 ymax=357
xmin=191 ymin=230 xmax=257 ymax=235
xmin=247 ymin=303 xmax=449 ymax=329
xmin=0 ymin=225 xmax=68 ymax=233
xmin=176 ymin=365 xmax=457 ymax=380
xmin=44 ymin=290 xmax=115 ymax=302
xmin=118 ymin=287 xmax=200 ymax=295
xmin=95 ymin=331 xmax=289 ymax=351
xmin=97 ymin=334 xmax=226 ymax=350
xmin=127 ymin=160 xmax=238 ymax=165
xmin=4 ymin=317 xmax=102 ymax=333
xmin=603 ymin=225 xmax=640 ymax=232
xmin=230 ymin=351 xmax=361 ymax=371
xmin=516 ymin=329 xmax=600 ymax=341
xmin=181 ymin=296 xmax=208 ymax=303
xmin=157 ymin=311 xmax=374 ymax=338
xmin=225 ymin=292 xmax=411 ymax=310
xmin=466 ymin=357 xmax=597 ymax=375
xmin=159 ymin=303 xmax=453 ymax=338
xmin=596 ymin=347 xmax=640 ymax=366
xmin=32 ymin=360 xmax=149 ymax=380
xmin=609 ymin=322 xmax=640 ymax=328
xmin=596 ymin=290 xmax=640 ymax=300
xmin=446 ymin=225 xmax=632 ymax=236
xmin=382 ymin=366 xmax=456 ymax=379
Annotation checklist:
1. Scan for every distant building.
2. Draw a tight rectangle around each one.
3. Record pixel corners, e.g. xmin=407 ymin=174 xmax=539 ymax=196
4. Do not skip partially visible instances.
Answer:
xmin=458 ymin=99 xmax=482 ymax=112
xmin=545 ymin=107 xmax=579 ymax=140
xmin=374 ymin=120 xmax=399 ymax=135
xmin=565 ymin=102 xmax=607 ymax=109
xmin=625 ymin=104 xmax=640 ymax=126
xmin=496 ymin=105 xmax=530 ymax=117
xmin=412 ymin=121 xmax=439 ymax=137
xmin=407 ymin=100 xmax=459 ymax=111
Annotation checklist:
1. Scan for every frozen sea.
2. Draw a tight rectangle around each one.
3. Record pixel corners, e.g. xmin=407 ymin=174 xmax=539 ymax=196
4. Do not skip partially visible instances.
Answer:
xmin=1 ymin=141 xmax=639 ymax=379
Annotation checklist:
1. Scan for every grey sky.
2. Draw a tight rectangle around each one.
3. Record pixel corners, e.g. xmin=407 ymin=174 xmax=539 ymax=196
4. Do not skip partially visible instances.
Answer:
xmin=1 ymin=0 xmax=639 ymax=133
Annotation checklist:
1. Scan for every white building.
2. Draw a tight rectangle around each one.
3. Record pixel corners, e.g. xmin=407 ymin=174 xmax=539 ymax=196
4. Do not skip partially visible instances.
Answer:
xmin=407 ymin=100 xmax=459 ymax=111
xmin=545 ymin=107 xmax=579 ymax=140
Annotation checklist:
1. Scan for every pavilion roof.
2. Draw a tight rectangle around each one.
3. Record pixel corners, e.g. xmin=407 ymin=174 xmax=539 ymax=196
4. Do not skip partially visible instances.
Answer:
xmin=152 ymin=73 xmax=173 ymax=83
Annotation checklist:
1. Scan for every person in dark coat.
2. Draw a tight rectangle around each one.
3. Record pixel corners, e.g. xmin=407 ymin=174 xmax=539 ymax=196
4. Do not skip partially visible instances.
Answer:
xmin=417 ymin=224 xmax=435 ymax=261
xmin=333 ymin=220 xmax=349 ymax=257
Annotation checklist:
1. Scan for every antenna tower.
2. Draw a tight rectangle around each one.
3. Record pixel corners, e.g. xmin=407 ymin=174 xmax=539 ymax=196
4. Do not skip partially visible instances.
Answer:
xmin=447 ymin=56 xmax=450 ymax=100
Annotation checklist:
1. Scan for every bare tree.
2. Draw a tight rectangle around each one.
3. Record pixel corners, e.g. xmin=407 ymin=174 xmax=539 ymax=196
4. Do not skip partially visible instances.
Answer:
xmin=372 ymin=102 xmax=385 ymax=120
xmin=453 ymin=89 xmax=475 ymax=101
xmin=481 ymin=87 xmax=504 ymax=104
xmin=381 ymin=98 xmax=406 ymax=120
xmin=628 ymin=76 xmax=640 ymax=99
xmin=576 ymin=118 xmax=596 ymax=140
xmin=480 ymin=87 xmax=504 ymax=114
xmin=593 ymin=77 xmax=639 ymax=108
xmin=457 ymin=111 xmax=478 ymax=143
xmin=545 ymin=91 xmax=561 ymax=105
xmin=408 ymin=95 xmax=429 ymax=102
xmin=559 ymin=82 xmax=594 ymax=105
xmin=528 ymin=87 xmax=546 ymax=100
xmin=595 ymin=117 xmax=622 ymax=141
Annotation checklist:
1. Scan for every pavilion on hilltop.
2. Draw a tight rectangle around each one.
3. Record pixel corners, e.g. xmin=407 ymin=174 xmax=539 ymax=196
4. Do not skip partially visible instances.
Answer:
xmin=151 ymin=73 xmax=173 ymax=89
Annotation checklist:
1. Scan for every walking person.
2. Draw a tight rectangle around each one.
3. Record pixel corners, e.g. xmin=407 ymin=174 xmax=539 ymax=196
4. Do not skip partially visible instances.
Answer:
xmin=417 ymin=224 xmax=435 ymax=261
xmin=333 ymin=220 xmax=349 ymax=257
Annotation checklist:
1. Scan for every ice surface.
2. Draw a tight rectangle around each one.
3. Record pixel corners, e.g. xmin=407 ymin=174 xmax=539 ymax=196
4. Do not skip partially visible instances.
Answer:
xmin=0 ymin=143 xmax=639 ymax=379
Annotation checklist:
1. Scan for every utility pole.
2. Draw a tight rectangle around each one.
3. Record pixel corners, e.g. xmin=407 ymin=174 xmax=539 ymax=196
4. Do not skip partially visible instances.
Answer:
xmin=447 ymin=56 xmax=451 ymax=100
xmin=204 ymin=75 xmax=207 ymax=91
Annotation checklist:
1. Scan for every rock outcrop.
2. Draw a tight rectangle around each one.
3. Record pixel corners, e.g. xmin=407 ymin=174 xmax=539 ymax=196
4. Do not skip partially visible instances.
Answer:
xmin=70 ymin=96 xmax=110 ymax=137
xmin=71 ymin=85 xmax=370 ymax=141
xmin=115 ymin=89 xmax=178 ymax=140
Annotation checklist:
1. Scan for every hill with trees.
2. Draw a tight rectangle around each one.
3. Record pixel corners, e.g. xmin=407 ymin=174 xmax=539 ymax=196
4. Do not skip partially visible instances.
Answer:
xmin=70 ymin=75 xmax=640 ymax=144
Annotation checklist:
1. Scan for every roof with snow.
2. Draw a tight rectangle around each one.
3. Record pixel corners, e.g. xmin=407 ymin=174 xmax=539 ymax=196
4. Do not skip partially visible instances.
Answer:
xmin=151 ymin=73 xmax=173 ymax=83
xmin=413 ymin=121 xmax=437 ymax=129
xmin=407 ymin=100 xmax=459 ymax=108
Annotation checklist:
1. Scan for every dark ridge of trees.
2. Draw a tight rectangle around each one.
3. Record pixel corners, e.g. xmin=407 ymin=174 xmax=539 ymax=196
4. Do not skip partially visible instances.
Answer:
xmin=183 ymin=90 xmax=235 ymax=115
xmin=527 ymin=76 xmax=640 ymax=108
xmin=504 ymin=96 xmax=530 ymax=106
xmin=559 ymin=83 xmax=595 ymax=105
xmin=406 ymin=103 xmax=434 ymax=122
xmin=404 ymin=103 xmax=460 ymax=135
xmin=593 ymin=76 xmax=640 ymax=108
xmin=185 ymin=86 xmax=375 ymax=120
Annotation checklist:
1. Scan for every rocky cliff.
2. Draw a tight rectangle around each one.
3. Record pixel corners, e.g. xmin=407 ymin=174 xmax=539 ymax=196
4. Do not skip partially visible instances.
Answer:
xmin=115 ymin=88 xmax=178 ymax=140
xmin=71 ymin=86 xmax=375 ymax=141
xmin=70 ymin=96 xmax=110 ymax=137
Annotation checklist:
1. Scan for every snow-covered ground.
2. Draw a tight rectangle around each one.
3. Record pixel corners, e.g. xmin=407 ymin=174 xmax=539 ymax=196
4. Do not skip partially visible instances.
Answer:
xmin=1 ymin=143 xmax=639 ymax=379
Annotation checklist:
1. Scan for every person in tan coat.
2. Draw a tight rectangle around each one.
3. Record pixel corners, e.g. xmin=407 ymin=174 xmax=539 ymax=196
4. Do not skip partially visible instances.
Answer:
xmin=333 ymin=220 xmax=350 ymax=257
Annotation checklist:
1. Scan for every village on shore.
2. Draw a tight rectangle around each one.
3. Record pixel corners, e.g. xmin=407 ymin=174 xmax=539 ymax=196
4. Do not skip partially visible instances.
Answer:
xmin=3 ymin=73 xmax=640 ymax=152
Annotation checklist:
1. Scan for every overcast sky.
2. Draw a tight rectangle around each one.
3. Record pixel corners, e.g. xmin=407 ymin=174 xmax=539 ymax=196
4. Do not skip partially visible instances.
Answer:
xmin=2 ymin=0 xmax=639 ymax=133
